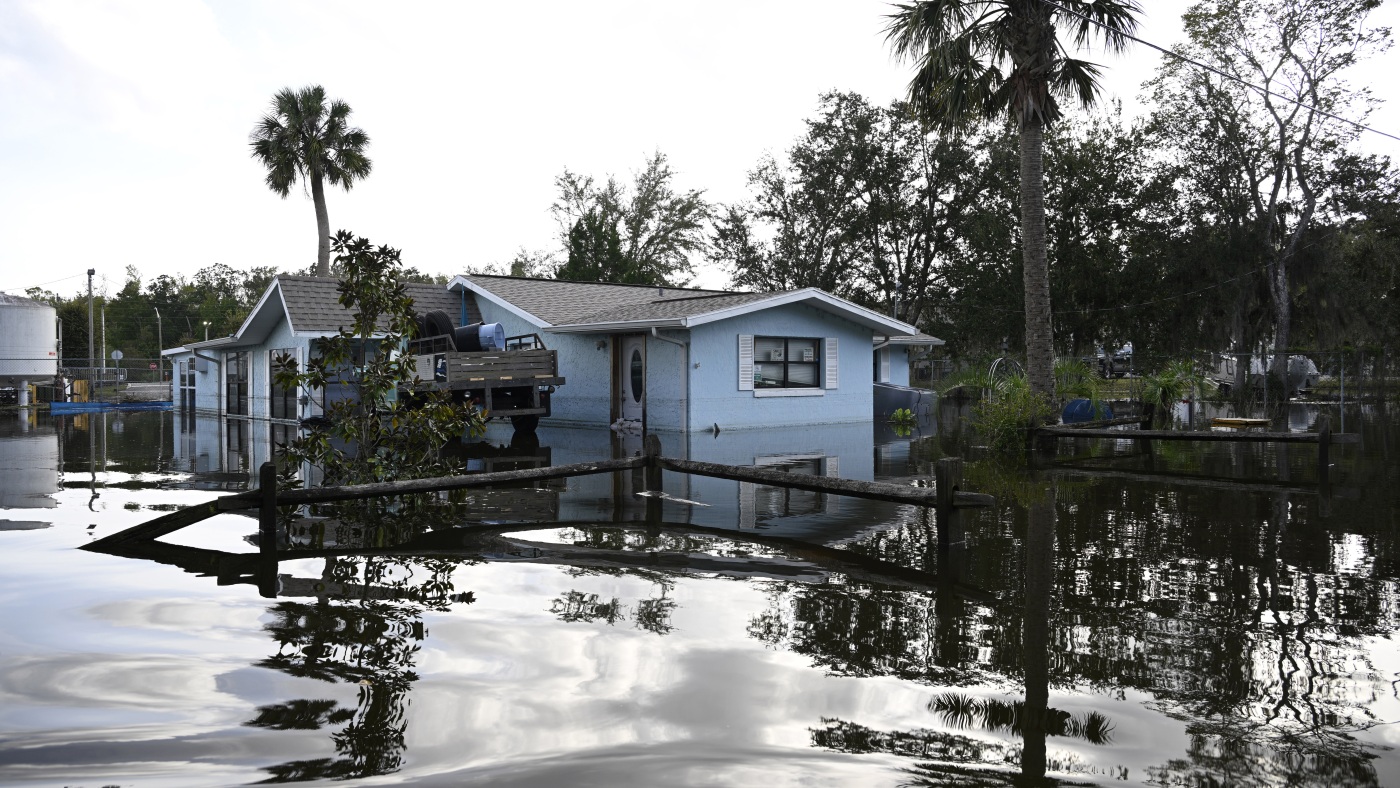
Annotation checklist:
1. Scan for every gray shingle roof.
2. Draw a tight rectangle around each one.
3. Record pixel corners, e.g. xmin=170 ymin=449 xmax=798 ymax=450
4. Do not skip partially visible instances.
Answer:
xmin=276 ymin=276 xmax=477 ymax=333
xmin=887 ymin=332 xmax=944 ymax=346
xmin=462 ymin=275 xmax=734 ymax=326
xmin=556 ymin=291 xmax=780 ymax=325
xmin=460 ymin=274 xmax=935 ymax=339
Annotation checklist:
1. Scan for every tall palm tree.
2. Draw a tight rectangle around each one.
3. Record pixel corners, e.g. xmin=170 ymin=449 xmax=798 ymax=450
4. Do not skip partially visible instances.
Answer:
xmin=885 ymin=1 xmax=1140 ymax=399
xmin=250 ymin=85 xmax=372 ymax=277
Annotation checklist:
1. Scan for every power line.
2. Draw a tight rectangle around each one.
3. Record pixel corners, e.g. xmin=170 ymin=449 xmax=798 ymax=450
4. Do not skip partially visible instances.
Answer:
xmin=1041 ymin=0 xmax=1400 ymax=145
xmin=1060 ymin=263 xmax=1264 ymax=315
xmin=0 ymin=272 xmax=85 ymax=294
xmin=977 ymin=260 xmax=1268 ymax=316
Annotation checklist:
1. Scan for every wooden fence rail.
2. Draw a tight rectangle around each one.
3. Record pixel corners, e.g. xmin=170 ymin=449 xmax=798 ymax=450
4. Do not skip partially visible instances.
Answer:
xmin=85 ymin=446 xmax=991 ymax=551
xmin=1033 ymin=412 xmax=1356 ymax=482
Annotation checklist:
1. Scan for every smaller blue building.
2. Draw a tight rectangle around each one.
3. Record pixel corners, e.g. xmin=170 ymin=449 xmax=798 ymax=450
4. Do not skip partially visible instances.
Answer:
xmin=164 ymin=276 xmax=465 ymax=422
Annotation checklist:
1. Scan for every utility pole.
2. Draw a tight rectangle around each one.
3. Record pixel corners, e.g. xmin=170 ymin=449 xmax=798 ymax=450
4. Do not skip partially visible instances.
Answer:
xmin=86 ymin=268 xmax=95 ymax=400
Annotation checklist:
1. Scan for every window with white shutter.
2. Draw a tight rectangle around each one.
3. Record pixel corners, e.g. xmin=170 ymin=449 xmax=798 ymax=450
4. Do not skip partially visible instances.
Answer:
xmin=824 ymin=337 xmax=839 ymax=389
xmin=738 ymin=335 xmax=754 ymax=391
xmin=742 ymin=335 xmax=833 ymax=396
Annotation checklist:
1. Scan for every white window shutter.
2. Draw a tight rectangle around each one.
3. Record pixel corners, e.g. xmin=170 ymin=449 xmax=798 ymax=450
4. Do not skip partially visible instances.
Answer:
xmin=824 ymin=455 xmax=840 ymax=515
xmin=738 ymin=335 xmax=754 ymax=391
xmin=297 ymin=346 xmax=307 ymax=419
xmin=824 ymin=337 xmax=839 ymax=389
xmin=879 ymin=347 xmax=891 ymax=383
xmin=739 ymin=482 xmax=755 ymax=528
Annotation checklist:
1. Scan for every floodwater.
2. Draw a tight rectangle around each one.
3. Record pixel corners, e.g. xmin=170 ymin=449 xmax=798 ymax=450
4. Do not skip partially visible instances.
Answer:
xmin=0 ymin=402 xmax=1398 ymax=787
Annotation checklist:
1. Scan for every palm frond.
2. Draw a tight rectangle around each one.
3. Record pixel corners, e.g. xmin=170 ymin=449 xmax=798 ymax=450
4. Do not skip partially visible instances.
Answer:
xmin=1051 ymin=57 xmax=1104 ymax=109
xmin=1056 ymin=0 xmax=1142 ymax=53
xmin=886 ymin=0 xmax=1141 ymax=128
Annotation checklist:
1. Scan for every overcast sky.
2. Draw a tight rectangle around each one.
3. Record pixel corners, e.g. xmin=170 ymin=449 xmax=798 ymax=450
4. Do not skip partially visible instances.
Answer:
xmin=2 ymin=0 xmax=1398 ymax=298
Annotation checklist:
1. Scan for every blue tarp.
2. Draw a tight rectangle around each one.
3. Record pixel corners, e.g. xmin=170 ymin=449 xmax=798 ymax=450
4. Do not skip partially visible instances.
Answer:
xmin=49 ymin=401 xmax=173 ymax=413
xmin=1061 ymin=398 xmax=1112 ymax=424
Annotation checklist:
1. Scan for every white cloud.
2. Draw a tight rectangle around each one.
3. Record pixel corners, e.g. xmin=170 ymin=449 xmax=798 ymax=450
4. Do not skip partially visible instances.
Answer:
xmin=1 ymin=0 xmax=1396 ymax=295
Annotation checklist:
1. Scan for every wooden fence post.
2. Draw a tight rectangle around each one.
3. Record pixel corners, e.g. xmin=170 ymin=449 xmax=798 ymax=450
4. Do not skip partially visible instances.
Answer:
xmin=643 ymin=434 xmax=663 ymax=526
xmin=1139 ymin=401 xmax=1155 ymax=430
xmin=1317 ymin=412 xmax=1331 ymax=485
xmin=1138 ymin=402 xmax=1155 ymax=458
xmin=934 ymin=457 xmax=965 ymax=584
xmin=258 ymin=462 xmax=278 ymax=598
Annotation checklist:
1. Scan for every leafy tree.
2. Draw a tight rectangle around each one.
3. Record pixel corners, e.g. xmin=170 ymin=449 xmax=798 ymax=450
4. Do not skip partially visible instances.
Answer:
xmin=272 ymin=230 xmax=484 ymax=487
xmin=1318 ymin=155 xmax=1400 ymax=348
xmin=715 ymin=92 xmax=994 ymax=329
xmin=463 ymin=248 xmax=557 ymax=278
xmin=250 ymin=85 xmax=373 ymax=278
xmin=885 ymin=0 xmax=1143 ymax=400
xmin=1148 ymin=0 xmax=1390 ymax=374
xmin=1042 ymin=107 xmax=1173 ymax=357
xmin=558 ymin=209 xmax=629 ymax=283
xmin=549 ymin=151 xmax=709 ymax=286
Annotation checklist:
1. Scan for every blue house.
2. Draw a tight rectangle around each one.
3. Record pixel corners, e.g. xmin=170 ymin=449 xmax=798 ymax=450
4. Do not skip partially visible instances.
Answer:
xmin=447 ymin=275 xmax=938 ymax=432
xmin=165 ymin=274 xmax=940 ymax=432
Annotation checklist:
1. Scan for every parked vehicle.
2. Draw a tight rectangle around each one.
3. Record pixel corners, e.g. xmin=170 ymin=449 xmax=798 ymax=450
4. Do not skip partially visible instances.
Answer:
xmin=1207 ymin=352 xmax=1318 ymax=396
xmin=1082 ymin=343 xmax=1132 ymax=378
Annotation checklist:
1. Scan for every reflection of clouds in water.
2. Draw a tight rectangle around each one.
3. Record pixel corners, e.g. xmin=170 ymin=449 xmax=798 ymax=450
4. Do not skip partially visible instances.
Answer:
xmin=0 ymin=653 xmax=239 ymax=712
xmin=389 ymin=741 xmax=897 ymax=788
xmin=87 ymin=599 xmax=263 ymax=641
xmin=405 ymin=573 xmax=932 ymax=771
xmin=0 ymin=756 xmax=256 ymax=788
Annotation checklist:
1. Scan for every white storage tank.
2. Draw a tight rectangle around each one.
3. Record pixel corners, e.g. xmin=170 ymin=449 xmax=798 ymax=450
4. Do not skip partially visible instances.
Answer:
xmin=0 ymin=293 xmax=59 ymax=405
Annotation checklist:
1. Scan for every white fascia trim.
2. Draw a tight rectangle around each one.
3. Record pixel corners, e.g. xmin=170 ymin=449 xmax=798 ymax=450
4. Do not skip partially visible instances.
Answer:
xmin=230 ymin=279 xmax=289 ymax=342
xmin=290 ymin=330 xmax=389 ymax=339
xmin=682 ymin=289 xmax=917 ymax=334
xmin=447 ymin=276 xmax=552 ymax=328
xmin=185 ymin=336 xmax=241 ymax=350
xmin=546 ymin=318 xmax=686 ymax=334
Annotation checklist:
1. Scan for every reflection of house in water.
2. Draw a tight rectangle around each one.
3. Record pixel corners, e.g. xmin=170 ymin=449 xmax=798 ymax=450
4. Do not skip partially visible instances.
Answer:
xmin=169 ymin=410 xmax=287 ymax=490
xmin=503 ymin=421 xmax=884 ymax=536
xmin=0 ymin=414 xmax=59 ymax=529
xmin=738 ymin=453 xmax=841 ymax=528
xmin=167 ymin=408 xmax=907 ymax=538
xmin=443 ymin=435 xmax=561 ymax=523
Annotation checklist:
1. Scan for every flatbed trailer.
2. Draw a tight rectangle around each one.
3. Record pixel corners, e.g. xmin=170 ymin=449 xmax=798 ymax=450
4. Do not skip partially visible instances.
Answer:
xmin=405 ymin=333 xmax=564 ymax=431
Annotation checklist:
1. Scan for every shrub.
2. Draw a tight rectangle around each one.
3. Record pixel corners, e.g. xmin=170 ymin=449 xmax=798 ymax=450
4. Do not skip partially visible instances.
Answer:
xmin=973 ymin=374 xmax=1057 ymax=454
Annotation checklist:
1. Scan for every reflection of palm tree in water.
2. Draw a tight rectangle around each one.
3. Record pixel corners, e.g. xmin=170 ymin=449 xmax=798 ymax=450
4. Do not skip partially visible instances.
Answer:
xmin=807 ymin=489 xmax=1122 ymax=785
xmin=1019 ymin=494 xmax=1056 ymax=784
xmin=246 ymin=556 xmax=464 ymax=782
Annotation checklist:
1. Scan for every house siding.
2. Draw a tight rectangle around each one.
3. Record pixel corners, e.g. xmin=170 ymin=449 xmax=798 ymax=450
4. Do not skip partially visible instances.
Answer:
xmin=642 ymin=332 xmax=685 ymax=431
xmin=891 ymin=346 xmax=911 ymax=386
xmin=687 ymin=302 xmax=874 ymax=431
xmin=467 ymin=301 xmax=616 ymax=427
xmin=475 ymin=304 xmax=878 ymax=432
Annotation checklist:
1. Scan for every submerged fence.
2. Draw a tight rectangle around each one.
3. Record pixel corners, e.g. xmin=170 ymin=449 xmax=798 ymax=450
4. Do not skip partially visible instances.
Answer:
xmin=83 ymin=437 xmax=994 ymax=598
